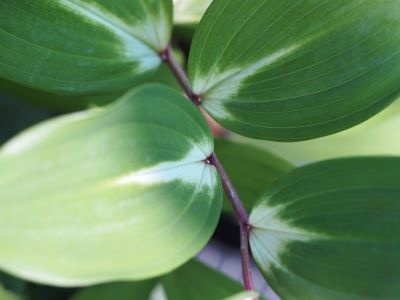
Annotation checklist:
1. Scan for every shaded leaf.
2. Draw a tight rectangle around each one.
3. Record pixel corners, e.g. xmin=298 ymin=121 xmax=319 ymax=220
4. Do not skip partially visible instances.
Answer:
xmin=0 ymin=285 xmax=19 ymax=300
xmin=0 ymin=95 xmax=53 ymax=145
xmin=214 ymin=139 xmax=292 ymax=212
xmin=70 ymin=280 xmax=156 ymax=300
xmin=0 ymin=84 xmax=222 ymax=286
xmin=0 ymin=0 xmax=172 ymax=95
xmin=189 ymin=0 xmax=400 ymax=141
xmin=249 ymin=157 xmax=400 ymax=299
xmin=162 ymin=260 xmax=243 ymax=300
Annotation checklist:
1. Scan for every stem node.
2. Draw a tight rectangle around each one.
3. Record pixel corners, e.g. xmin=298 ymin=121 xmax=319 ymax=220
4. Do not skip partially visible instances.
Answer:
xmin=161 ymin=43 xmax=256 ymax=296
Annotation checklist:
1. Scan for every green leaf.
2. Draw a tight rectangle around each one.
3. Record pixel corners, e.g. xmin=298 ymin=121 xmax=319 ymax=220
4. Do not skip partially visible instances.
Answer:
xmin=189 ymin=0 xmax=400 ymax=141
xmin=238 ymin=99 xmax=400 ymax=165
xmin=224 ymin=291 xmax=259 ymax=300
xmin=162 ymin=260 xmax=243 ymax=300
xmin=214 ymin=139 xmax=292 ymax=212
xmin=0 ymin=285 xmax=19 ymax=300
xmin=0 ymin=84 xmax=222 ymax=286
xmin=173 ymin=0 xmax=211 ymax=25
xmin=70 ymin=280 xmax=156 ymax=300
xmin=0 ymin=0 xmax=172 ymax=95
xmin=249 ymin=157 xmax=400 ymax=299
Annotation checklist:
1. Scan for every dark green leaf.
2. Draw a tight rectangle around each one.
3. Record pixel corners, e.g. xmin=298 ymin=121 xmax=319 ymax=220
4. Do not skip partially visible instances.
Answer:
xmin=189 ymin=0 xmax=400 ymax=141
xmin=70 ymin=280 xmax=156 ymax=300
xmin=162 ymin=260 xmax=243 ymax=300
xmin=250 ymin=157 xmax=400 ymax=299
xmin=0 ymin=0 xmax=172 ymax=95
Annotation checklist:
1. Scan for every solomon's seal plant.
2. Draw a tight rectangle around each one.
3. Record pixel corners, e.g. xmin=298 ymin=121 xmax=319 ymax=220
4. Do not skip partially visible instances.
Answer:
xmin=0 ymin=1 xmax=400 ymax=299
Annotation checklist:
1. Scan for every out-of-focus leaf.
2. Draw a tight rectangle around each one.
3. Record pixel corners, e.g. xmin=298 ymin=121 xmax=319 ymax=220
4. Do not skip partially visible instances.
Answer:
xmin=0 ymin=96 xmax=53 ymax=145
xmin=250 ymin=157 xmax=400 ymax=299
xmin=0 ymin=84 xmax=222 ymax=286
xmin=0 ymin=284 xmax=19 ymax=300
xmin=162 ymin=260 xmax=243 ymax=300
xmin=0 ymin=0 xmax=172 ymax=95
xmin=224 ymin=291 xmax=259 ymax=300
xmin=70 ymin=280 xmax=156 ymax=300
xmin=214 ymin=139 xmax=292 ymax=212
xmin=189 ymin=0 xmax=400 ymax=141
xmin=173 ymin=0 xmax=211 ymax=25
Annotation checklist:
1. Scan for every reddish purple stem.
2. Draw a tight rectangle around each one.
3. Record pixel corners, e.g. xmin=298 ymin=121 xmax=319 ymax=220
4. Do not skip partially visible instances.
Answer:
xmin=160 ymin=45 xmax=256 ymax=294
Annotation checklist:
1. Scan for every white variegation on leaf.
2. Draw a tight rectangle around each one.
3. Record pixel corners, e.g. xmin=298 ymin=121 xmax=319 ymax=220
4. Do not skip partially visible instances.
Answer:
xmin=249 ymin=157 xmax=400 ymax=300
xmin=0 ymin=0 xmax=173 ymax=94
xmin=0 ymin=84 xmax=222 ymax=286
xmin=189 ymin=0 xmax=400 ymax=141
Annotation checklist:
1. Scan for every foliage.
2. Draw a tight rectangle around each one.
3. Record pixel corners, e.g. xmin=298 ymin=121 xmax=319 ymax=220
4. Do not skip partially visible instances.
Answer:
xmin=0 ymin=0 xmax=399 ymax=299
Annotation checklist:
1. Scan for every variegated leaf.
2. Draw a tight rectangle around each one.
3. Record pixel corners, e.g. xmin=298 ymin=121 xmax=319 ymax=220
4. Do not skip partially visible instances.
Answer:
xmin=0 ymin=0 xmax=172 ymax=95
xmin=249 ymin=157 xmax=400 ymax=299
xmin=0 ymin=84 xmax=222 ymax=286
xmin=189 ymin=0 xmax=400 ymax=141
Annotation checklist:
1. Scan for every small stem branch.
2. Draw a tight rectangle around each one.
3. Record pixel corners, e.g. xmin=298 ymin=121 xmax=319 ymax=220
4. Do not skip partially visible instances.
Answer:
xmin=159 ymin=44 xmax=256 ymax=295
xmin=208 ymin=153 xmax=255 ymax=291
xmin=207 ymin=153 xmax=249 ymax=225
xmin=160 ymin=45 xmax=201 ymax=106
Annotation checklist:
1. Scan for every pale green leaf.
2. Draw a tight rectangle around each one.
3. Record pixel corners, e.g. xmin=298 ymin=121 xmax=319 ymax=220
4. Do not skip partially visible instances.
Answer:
xmin=249 ymin=157 xmax=400 ymax=299
xmin=173 ymin=0 xmax=211 ymax=25
xmin=0 ymin=84 xmax=222 ymax=286
xmin=70 ymin=280 xmax=156 ymax=300
xmin=162 ymin=260 xmax=243 ymax=300
xmin=214 ymin=139 xmax=292 ymax=212
xmin=0 ymin=0 xmax=172 ymax=95
xmin=223 ymin=291 xmax=259 ymax=300
xmin=189 ymin=0 xmax=400 ymax=141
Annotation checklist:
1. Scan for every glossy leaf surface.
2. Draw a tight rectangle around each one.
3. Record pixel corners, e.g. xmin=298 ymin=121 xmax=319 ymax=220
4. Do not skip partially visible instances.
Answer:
xmin=249 ymin=157 xmax=400 ymax=299
xmin=189 ymin=0 xmax=400 ymax=141
xmin=0 ymin=84 xmax=222 ymax=286
xmin=214 ymin=139 xmax=292 ymax=212
xmin=162 ymin=260 xmax=243 ymax=300
xmin=0 ymin=0 xmax=172 ymax=95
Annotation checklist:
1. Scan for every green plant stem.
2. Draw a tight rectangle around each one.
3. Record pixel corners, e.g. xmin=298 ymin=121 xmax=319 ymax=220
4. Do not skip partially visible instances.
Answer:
xmin=160 ymin=44 xmax=256 ymax=294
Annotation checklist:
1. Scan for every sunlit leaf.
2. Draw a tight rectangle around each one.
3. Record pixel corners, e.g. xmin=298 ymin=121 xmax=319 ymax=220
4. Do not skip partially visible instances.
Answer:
xmin=0 ymin=84 xmax=222 ymax=286
xmin=250 ymin=157 xmax=400 ymax=299
xmin=189 ymin=0 xmax=400 ymax=141
xmin=173 ymin=0 xmax=211 ymax=25
xmin=0 ymin=0 xmax=172 ymax=95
